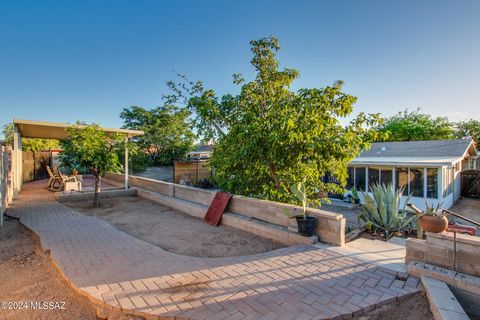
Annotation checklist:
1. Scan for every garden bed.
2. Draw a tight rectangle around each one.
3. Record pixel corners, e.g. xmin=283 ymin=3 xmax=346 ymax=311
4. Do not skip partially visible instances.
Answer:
xmin=63 ymin=196 xmax=285 ymax=257
xmin=0 ymin=217 xmax=97 ymax=320
xmin=358 ymin=292 xmax=433 ymax=320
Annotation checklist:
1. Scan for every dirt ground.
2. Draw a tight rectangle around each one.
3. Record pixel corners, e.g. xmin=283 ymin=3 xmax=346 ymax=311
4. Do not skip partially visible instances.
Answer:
xmin=359 ymin=292 xmax=433 ymax=320
xmin=63 ymin=196 xmax=285 ymax=258
xmin=0 ymin=217 xmax=98 ymax=320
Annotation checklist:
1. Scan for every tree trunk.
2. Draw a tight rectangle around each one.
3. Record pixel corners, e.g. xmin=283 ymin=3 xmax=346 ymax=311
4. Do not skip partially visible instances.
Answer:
xmin=93 ymin=174 xmax=101 ymax=207
xmin=268 ymin=163 xmax=281 ymax=190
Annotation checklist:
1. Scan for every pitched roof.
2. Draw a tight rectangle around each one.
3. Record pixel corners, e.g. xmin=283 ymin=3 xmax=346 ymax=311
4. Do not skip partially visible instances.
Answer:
xmin=191 ymin=145 xmax=214 ymax=153
xmin=357 ymin=139 xmax=475 ymax=159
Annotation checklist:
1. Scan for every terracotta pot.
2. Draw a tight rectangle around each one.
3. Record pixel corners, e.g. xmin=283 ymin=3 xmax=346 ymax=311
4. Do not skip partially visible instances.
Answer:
xmin=418 ymin=215 xmax=448 ymax=233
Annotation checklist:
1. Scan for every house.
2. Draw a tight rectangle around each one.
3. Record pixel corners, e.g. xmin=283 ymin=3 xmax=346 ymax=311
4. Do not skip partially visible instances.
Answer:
xmin=187 ymin=144 xmax=214 ymax=160
xmin=346 ymin=138 xmax=478 ymax=210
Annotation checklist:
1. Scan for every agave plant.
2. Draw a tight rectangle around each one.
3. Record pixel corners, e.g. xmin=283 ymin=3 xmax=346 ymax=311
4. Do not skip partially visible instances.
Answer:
xmin=422 ymin=201 xmax=444 ymax=217
xmin=359 ymin=183 xmax=416 ymax=239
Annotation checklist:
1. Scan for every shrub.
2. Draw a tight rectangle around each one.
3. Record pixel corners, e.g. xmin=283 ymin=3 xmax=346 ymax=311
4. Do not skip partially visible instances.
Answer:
xmin=359 ymin=183 xmax=415 ymax=239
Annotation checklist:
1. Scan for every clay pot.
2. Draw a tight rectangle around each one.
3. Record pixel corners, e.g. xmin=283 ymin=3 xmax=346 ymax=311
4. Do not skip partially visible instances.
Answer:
xmin=418 ymin=215 xmax=448 ymax=233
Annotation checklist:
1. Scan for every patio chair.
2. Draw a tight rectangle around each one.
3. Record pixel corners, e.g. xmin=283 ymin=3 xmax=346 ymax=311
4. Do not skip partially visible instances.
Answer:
xmin=53 ymin=167 xmax=81 ymax=192
xmin=46 ymin=165 xmax=63 ymax=190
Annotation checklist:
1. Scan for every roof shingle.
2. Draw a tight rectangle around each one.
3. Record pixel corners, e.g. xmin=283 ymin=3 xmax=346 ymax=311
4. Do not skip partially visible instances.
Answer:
xmin=358 ymin=139 xmax=474 ymax=158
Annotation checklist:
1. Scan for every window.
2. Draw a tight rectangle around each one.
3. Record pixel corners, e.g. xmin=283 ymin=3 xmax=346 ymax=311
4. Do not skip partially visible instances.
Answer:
xmin=355 ymin=167 xmax=366 ymax=191
xmin=346 ymin=166 xmax=354 ymax=190
xmin=395 ymin=167 xmax=409 ymax=195
xmin=426 ymin=168 xmax=438 ymax=198
xmin=380 ymin=168 xmax=393 ymax=186
xmin=368 ymin=167 xmax=380 ymax=189
xmin=410 ymin=168 xmax=424 ymax=197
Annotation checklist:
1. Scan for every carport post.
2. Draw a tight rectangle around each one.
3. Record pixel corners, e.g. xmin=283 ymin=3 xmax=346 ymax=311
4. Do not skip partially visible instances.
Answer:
xmin=124 ymin=137 xmax=129 ymax=190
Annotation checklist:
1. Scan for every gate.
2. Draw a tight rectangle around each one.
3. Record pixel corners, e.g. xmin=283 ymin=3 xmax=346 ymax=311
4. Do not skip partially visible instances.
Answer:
xmin=22 ymin=151 xmax=52 ymax=183
xmin=461 ymin=170 xmax=480 ymax=198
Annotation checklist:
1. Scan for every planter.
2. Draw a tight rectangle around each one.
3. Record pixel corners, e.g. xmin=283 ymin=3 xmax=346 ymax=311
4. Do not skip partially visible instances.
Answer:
xmin=419 ymin=215 xmax=449 ymax=233
xmin=296 ymin=216 xmax=317 ymax=237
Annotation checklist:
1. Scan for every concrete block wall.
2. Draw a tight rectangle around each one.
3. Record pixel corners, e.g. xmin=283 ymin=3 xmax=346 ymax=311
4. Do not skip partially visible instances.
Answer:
xmin=406 ymin=231 xmax=480 ymax=277
xmin=106 ymin=173 xmax=346 ymax=246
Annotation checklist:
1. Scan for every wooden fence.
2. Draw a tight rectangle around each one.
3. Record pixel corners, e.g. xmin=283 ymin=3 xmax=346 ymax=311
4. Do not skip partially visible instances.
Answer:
xmin=22 ymin=151 xmax=52 ymax=183
xmin=461 ymin=169 xmax=480 ymax=198
xmin=173 ymin=160 xmax=212 ymax=185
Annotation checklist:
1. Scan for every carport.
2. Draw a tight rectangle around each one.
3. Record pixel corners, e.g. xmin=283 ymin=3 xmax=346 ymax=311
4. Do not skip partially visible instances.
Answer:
xmin=11 ymin=119 xmax=144 ymax=197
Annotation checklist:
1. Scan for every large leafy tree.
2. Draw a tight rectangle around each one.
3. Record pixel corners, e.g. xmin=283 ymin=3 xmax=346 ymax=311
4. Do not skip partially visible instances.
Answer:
xmin=60 ymin=124 xmax=124 ymax=207
xmin=2 ymin=123 xmax=60 ymax=151
xmin=455 ymin=119 xmax=480 ymax=143
xmin=170 ymin=36 xmax=384 ymax=204
xmin=377 ymin=109 xmax=454 ymax=141
xmin=120 ymin=105 xmax=195 ymax=166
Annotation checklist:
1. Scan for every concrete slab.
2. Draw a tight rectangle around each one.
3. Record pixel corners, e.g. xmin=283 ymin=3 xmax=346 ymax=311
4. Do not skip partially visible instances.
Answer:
xmin=317 ymin=237 xmax=407 ymax=273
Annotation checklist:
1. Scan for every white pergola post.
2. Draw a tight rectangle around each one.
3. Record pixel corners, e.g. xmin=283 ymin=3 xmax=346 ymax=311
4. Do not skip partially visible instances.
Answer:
xmin=124 ymin=138 xmax=129 ymax=190
xmin=12 ymin=124 xmax=22 ymax=199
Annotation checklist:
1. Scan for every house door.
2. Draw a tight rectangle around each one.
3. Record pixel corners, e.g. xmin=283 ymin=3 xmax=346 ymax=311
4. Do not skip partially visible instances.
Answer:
xmin=461 ymin=170 xmax=480 ymax=198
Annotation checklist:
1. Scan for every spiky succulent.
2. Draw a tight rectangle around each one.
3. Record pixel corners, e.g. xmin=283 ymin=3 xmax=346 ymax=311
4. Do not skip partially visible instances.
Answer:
xmin=359 ymin=183 xmax=416 ymax=239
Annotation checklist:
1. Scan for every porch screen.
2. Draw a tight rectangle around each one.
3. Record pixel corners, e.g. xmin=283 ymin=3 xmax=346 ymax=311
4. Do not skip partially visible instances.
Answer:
xmin=410 ymin=168 xmax=424 ymax=197
xmin=346 ymin=166 xmax=354 ymax=190
xmin=426 ymin=168 xmax=438 ymax=198
xmin=395 ymin=168 xmax=409 ymax=195
xmin=380 ymin=168 xmax=393 ymax=186
xmin=355 ymin=167 xmax=366 ymax=191
xmin=368 ymin=167 xmax=380 ymax=190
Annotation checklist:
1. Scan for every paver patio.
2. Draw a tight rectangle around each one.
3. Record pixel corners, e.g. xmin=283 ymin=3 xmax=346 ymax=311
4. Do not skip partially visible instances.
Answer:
xmin=9 ymin=180 xmax=421 ymax=320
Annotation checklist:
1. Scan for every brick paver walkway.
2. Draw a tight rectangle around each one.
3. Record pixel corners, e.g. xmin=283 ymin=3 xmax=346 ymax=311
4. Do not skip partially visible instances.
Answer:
xmin=9 ymin=181 xmax=420 ymax=320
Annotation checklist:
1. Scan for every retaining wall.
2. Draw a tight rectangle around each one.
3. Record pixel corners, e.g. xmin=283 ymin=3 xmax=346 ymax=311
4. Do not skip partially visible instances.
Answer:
xmin=406 ymin=232 xmax=480 ymax=277
xmin=105 ymin=173 xmax=346 ymax=246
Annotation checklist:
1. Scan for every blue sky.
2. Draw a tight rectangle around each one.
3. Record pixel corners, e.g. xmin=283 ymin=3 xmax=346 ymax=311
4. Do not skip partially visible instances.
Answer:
xmin=1 ymin=0 xmax=479 ymax=138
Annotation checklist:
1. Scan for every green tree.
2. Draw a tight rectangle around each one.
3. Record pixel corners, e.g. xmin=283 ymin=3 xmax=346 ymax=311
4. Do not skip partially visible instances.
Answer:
xmin=377 ymin=109 xmax=454 ymax=141
xmin=2 ymin=123 xmax=60 ymax=151
xmin=171 ymin=36 xmax=384 ymax=204
xmin=120 ymin=105 xmax=195 ymax=166
xmin=116 ymin=140 xmax=149 ymax=174
xmin=59 ymin=124 xmax=125 ymax=207
xmin=455 ymin=119 xmax=480 ymax=143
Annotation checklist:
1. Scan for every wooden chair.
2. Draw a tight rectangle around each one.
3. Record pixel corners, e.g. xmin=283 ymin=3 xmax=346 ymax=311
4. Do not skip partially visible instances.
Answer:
xmin=46 ymin=165 xmax=62 ymax=190
xmin=53 ymin=167 xmax=79 ymax=191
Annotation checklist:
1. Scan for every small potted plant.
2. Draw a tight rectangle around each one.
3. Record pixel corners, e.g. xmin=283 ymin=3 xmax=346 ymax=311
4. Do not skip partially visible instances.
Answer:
xmin=290 ymin=180 xmax=318 ymax=237
xmin=417 ymin=201 xmax=448 ymax=233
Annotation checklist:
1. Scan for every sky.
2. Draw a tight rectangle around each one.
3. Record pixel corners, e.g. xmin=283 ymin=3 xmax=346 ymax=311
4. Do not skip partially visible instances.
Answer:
xmin=1 ymin=0 xmax=479 ymax=138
